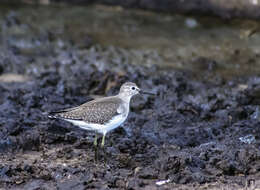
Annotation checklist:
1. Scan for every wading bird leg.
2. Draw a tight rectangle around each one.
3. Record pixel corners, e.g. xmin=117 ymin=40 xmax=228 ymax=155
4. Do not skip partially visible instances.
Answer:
xmin=101 ymin=133 xmax=106 ymax=164
xmin=94 ymin=133 xmax=98 ymax=162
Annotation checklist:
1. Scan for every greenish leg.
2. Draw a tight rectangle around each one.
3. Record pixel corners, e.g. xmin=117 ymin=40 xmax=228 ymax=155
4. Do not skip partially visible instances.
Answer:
xmin=94 ymin=133 xmax=98 ymax=146
xmin=101 ymin=133 xmax=106 ymax=164
xmin=94 ymin=133 xmax=98 ymax=162
xmin=101 ymin=133 xmax=106 ymax=148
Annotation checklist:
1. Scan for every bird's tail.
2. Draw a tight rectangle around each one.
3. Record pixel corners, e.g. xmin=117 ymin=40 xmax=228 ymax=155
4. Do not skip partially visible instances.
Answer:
xmin=46 ymin=111 xmax=58 ymax=119
xmin=46 ymin=107 xmax=74 ymax=119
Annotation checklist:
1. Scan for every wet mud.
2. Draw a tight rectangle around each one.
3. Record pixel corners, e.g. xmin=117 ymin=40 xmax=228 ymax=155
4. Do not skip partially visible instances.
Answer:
xmin=1 ymin=5 xmax=260 ymax=190
xmin=19 ymin=0 xmax=260 ymax=20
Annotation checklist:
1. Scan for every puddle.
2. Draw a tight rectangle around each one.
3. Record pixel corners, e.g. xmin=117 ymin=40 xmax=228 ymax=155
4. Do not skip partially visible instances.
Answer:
xmin=0 ymin=73 xmax=29 ymax=82
xmin=0 ymin=4 xmax=260 ymax=78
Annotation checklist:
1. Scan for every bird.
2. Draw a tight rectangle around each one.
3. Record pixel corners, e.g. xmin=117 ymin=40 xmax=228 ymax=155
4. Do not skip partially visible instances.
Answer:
xmin=48 ymin=82 xmax=154 ymax=161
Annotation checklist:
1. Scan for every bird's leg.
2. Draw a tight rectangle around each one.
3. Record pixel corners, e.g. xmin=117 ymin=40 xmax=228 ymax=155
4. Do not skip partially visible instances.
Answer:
xmin=101 ymin=133 xmax=106 ymax=147
xmin=94 ymin=133 xmax=98 ymax=162
xmin=101 ymin=133 xmax=106 ymax=164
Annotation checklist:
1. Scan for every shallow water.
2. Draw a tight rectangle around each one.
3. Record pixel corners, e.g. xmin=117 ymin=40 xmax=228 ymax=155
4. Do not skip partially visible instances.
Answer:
xmin=1 ymin=4 xmax=260 ymax=78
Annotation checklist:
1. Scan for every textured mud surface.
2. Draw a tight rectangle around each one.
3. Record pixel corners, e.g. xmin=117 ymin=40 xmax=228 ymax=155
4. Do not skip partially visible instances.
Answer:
xmin=1 ymin=5 xmax=260 ymax=190
xmin=19 ymin=0 xmax=260 ymax=20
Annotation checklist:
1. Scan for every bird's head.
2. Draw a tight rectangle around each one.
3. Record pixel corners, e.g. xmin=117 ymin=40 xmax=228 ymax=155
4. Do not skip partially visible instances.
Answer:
xmin=119 ymin=82 xmax=155 ymax=99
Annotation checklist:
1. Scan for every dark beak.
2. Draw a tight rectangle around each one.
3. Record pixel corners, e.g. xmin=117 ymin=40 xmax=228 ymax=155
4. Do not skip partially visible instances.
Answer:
xmin=139 ymin=89 xmax=156 ymax=95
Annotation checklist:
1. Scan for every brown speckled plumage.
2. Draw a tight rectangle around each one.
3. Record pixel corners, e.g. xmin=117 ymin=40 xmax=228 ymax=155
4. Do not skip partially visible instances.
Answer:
xmin=48 ymin=82 xmax=153 ymax=160
xmin=48 ymin=82 xmax=144 ymax=137
xmin=49 ymin=97 xmax=125 ymax=125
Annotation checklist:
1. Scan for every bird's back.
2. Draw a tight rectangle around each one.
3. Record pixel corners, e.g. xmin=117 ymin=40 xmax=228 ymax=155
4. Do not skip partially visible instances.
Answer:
xmin=49 ymin=96 xmax=126 ymax=125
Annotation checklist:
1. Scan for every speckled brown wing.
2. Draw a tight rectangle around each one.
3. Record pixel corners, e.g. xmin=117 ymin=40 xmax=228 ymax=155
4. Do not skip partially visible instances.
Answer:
xmin=49 ymin=97 xmax=124 ymax=125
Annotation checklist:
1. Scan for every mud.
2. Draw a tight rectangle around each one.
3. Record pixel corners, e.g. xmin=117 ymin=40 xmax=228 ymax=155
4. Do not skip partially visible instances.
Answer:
xmin=1 ymin=4 xmax=260 ymax=190
xmin=20 ymin=0 xmax=260 ymax=20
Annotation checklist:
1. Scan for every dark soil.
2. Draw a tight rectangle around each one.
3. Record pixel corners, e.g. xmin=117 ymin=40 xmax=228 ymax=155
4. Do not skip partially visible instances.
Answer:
xmin=1 ymin=6 xmax=260 ymax=190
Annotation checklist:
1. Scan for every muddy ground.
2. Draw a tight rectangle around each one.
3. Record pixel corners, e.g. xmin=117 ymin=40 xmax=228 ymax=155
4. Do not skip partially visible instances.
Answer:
xmin=17 ymin=0 xmax=260 ymax=20
xmin=1 ymin=5 xmax=260 ymax=190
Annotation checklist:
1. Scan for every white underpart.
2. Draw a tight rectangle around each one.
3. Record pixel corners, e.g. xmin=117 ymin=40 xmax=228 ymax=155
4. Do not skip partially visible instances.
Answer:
xmin=64 ymin=114 xmax=128 ymax=135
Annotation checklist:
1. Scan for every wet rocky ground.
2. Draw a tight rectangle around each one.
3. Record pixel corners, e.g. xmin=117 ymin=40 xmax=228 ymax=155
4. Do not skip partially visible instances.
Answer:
xmin=1 ymin=4 xmax=260 ymax=190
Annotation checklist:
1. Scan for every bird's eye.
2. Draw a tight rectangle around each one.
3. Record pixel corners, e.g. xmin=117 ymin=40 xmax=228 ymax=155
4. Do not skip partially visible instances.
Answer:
xmin=131 ymin=87 xmax=136 ymax=90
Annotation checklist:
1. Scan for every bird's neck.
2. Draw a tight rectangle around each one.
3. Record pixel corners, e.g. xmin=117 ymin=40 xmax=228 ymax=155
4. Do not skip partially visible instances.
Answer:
xmin=118 ymin=93 xmax=132 ymax=104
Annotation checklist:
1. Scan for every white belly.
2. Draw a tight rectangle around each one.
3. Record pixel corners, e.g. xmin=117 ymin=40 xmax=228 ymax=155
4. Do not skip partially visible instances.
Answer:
xmin=64 ymin=114 xmax=128 ymax=135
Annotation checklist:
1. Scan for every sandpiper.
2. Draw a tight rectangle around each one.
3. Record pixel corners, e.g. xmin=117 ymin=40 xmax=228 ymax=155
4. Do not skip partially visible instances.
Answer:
xmin=48 ymin=82 xmax=154 ymax=161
